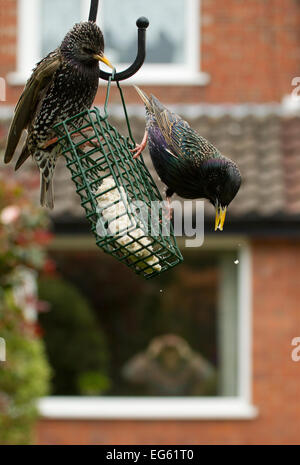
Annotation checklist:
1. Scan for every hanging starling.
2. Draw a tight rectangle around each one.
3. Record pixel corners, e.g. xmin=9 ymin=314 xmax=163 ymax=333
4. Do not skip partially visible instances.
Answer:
xmin=133 ymin=87 xmax=242 ymax=231
xmin=4 ymin=21 xmax=113 ymax=209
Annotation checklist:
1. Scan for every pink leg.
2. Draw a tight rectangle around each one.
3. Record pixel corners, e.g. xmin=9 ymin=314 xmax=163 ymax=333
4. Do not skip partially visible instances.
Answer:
xmin=42 ymin=137 xmax=58 ymax=149
xmin=71 ymin=127 xmax=104 ymax=149
xmin=160 ymin=197 xmax=173 ymax=223
xmin=130 ymin=130 xmax=148 ymax=159
xmin=164 ymin=197 xmax=173 ymax=221
xmin=77 ymin=137 xmax=103 ymax=149
xmin=42 ymin=126 xmax=99 ymax=150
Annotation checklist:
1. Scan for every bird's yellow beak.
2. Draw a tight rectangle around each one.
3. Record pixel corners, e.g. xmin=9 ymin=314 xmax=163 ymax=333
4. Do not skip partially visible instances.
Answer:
xmin=93 ymin=54 xmax=114 ymax=69
xmin=215 ymin=205 xmax=227 ymax=231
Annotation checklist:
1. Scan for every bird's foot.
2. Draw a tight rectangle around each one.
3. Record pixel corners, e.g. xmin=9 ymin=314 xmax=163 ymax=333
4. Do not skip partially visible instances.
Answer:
xmin=164 ymin=199 xmax=174 ymax=221
xmin=42 ymin=128 xmax=104 ymax=152
xmin=160 ymin=197 xmax=173 ymax=223
xmin=71 ymin=127 xmax=104 ymax=149
xmin=71 ymin=126 xmax=94 ymax=139
xmin=42 ymin=127 xmax=99 ymax=150
xmin=77 ymin=137 xmax=102 ymax=149
xmin=130 ymin=130 xmax=148 ymax=159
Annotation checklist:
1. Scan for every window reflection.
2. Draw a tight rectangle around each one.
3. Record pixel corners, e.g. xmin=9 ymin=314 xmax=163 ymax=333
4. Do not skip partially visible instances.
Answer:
xmin=41 ymin=0 xmax=81 ymax=56
xmin=41 ymin=247 xmax=239 ymax=397
xmin=101 ymin=0 xmax=185 ymax=64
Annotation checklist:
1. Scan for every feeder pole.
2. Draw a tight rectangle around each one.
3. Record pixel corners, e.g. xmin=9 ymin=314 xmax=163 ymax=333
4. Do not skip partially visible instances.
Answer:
xmin=87 ymin=1 xmax=149 ymax=82
xmin=89 ymin=0 xmax=99 ymax=22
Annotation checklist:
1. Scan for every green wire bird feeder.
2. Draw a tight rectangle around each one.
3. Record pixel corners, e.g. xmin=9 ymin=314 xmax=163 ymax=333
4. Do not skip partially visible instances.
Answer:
xmin=54 ymin=4 xmax=183 ymax=279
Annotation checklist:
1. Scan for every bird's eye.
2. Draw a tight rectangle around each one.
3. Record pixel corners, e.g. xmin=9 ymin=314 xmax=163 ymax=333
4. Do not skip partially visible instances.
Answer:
xmin=83 ymin=47 xmax=95 ymax=54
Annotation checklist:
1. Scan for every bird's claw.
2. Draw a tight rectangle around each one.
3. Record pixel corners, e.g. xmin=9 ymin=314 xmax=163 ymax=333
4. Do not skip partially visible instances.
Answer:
xmin=163 ymin=206 xmax=173 ymax=222
xmin=77 ymin=137 xmax=101 ymax=149
xmin=71 ymin=126 xmax=104 ymax=149
xmin=130 ymin=130 xmax=148 ymax=159
xmin=42 ymin=126 xmax=102 ymax=150
xmin=130 ymin=143 xmax=146 ymax=159
xmin=159 ymin=198 xmax=173 ymax=223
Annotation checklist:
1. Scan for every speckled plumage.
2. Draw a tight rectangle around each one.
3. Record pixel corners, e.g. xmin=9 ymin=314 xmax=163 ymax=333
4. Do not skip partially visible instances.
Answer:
xmin=5 ymin=21 xmax=107 ymax=208
xmin=135 ymin=87 xmax=242 ymax=229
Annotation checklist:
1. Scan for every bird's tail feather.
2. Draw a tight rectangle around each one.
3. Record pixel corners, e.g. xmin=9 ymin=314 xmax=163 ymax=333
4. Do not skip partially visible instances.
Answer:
xmin=15 ymin=143 xmax=30 ymax=171
xmin=40 ymin=174 xmax=54 ymax=210
xmin=35 ymin=149 xmax=56 ymax=210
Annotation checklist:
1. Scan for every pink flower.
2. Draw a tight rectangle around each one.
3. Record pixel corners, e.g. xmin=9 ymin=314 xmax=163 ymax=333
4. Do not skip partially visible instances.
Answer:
xmin=1 ymin=205 xmax=21 ymax=224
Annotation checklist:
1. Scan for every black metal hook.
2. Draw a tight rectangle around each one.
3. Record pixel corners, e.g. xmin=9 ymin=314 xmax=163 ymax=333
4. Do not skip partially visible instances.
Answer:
xmin=99 ymin=17 xmax=149 ymax=82
xmin=87 ymin=0 xmax=149 ymax=82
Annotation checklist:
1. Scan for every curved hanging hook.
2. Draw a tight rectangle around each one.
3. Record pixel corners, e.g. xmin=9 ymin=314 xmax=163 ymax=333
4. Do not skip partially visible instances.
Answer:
xmin=88 ymin=0 xmax=149 ymax=81
xmin=99 ymin=17 xmax=149 ymax=82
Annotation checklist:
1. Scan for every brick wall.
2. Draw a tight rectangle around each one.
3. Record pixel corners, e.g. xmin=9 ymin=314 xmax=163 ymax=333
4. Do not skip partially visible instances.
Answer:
xmin=0 ymin=0 xmax=18 ymax=105
xmin=36 ymin=239 xmax=300 ymax=445
xmin=1 ymin=0 xmax=300 ymax=105
xmin=0 ymin=0 xmax=17 ymax=76
xmin=199 ymin=0 xmax=300 ymax=103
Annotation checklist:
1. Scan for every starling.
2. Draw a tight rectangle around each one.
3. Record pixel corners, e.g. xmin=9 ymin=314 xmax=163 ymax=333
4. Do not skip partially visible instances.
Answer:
xmin=4 ymin=21 xmax=113 ymax=209
xmin=133 ymin=87 xmax=242 ymax=231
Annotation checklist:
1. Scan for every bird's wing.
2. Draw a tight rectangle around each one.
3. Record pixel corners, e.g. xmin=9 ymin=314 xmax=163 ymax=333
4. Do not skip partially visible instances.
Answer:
xmin=4 ymin=50 xmax=61 ymax=164
xmin=150 ymin=95 xmax=194 ymax=158
xmin=151 ymin=94 xmax=219 ymax=164
xmin=151 ymin=94 xmax=190 ymax=140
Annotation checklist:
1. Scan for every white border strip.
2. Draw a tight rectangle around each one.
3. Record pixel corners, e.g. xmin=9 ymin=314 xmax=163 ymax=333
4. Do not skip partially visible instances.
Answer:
xmin=38 ymin=397 xmax=258 ymax=420
xmin=237 ymin=245 xmax=253 ymax=403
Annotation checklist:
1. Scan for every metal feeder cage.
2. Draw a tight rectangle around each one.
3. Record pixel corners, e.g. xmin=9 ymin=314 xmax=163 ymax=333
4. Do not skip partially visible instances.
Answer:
xmin=54 ymin=74 xmax=183 ymax=279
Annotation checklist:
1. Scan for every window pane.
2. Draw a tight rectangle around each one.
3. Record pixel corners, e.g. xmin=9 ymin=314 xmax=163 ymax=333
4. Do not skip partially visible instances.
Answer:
xmin=101 ymin=0 xmax=186 ymax=64
xmin=42 ymin=247 xmax=239 ymax=397
xmin=41 ymin=0 xmax=82 ymax=56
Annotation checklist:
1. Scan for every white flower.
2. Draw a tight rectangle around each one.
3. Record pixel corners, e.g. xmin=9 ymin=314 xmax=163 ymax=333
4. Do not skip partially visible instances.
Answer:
xmin=1 ymin=205 xmax=21 ymax=224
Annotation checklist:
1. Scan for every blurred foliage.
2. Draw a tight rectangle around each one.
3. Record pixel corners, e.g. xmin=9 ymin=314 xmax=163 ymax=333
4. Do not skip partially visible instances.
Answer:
xmin=77 ymin=371 xmax=111 ymax=395
xmin=38 ymin=276 xmax=110 ymax=395
xmin=0 ymin=178 xmax=53 ymax=279
xmin=0 ymin=178 xmax=51 ymax=445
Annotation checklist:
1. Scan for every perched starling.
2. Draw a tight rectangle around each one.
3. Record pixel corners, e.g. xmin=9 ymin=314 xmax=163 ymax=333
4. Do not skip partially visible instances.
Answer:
xmin=4 ymin=21 xmax=113 ymax=209
xmin=133 ymin=87 xmax=242 ymax=231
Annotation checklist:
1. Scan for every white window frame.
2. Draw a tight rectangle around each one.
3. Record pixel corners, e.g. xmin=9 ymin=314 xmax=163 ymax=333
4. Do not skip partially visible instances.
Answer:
xmin=8 ymin=0 xmax=209 ymax=86
xmin=8 ymin=0 xmax=90 ymax=85
xmin=38 ymin=238 xmax=257 ymax=420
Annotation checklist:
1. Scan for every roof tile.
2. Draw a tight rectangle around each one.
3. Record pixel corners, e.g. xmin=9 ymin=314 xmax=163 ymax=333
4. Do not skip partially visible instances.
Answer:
xmin=1 ymin=112 xmax=300 ymax=221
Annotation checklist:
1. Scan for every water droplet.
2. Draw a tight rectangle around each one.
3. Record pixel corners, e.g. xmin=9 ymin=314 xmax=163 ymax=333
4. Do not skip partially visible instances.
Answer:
xmin=234 ymin=259 xmax=239 ymax=265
